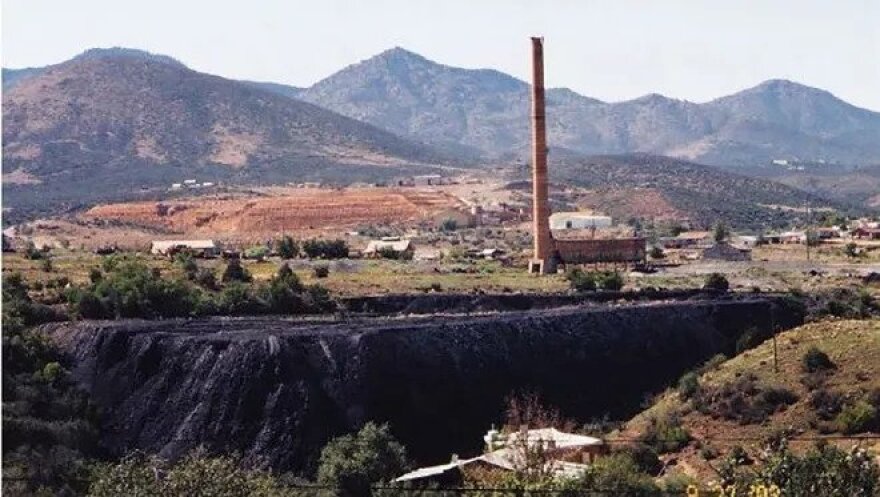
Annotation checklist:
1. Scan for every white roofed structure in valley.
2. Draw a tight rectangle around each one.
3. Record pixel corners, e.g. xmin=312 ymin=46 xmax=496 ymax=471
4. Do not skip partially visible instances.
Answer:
xmin=549 ymin=212 xmax=612 ymax=230
xmin=363 ymin=238 xmax=414 ymax=258
xmin=395 ymin=427 xmax=604 ymax=485
xmin=150 ymin=240 xmax=218 ymax=256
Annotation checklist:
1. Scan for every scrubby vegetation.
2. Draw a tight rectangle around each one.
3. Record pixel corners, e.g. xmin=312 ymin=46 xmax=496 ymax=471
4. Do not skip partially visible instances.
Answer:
xmin=2 ymin=273 xmax=98 ymax=496
xmin=637 ymin=410 xmax=691 ymax=454
xmin=703 ymin=272 xmax=729 ymax=292
xmin=61 ymin=256 xmax=335 ymax=319
xmin=692 ymin=374 xmax=798 ymax=424
xmin=302 ymin=239 xmax=349 ymax=259
xmin=565 ymin=269 xmax=625 ymax=292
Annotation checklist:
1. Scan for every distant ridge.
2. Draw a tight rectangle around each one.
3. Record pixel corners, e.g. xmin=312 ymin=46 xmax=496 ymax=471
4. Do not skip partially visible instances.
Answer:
xmin=297 ymin=47 xmax=880 ymax=166
xmin=1 ymin=49 xmax=455 ymax=223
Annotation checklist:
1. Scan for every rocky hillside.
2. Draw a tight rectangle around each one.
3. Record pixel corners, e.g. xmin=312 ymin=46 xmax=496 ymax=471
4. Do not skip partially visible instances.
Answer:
xmin=1 ymin=49 xmax=452 ymax=223
xmin=298 ymin=48 xmax=880 ymax=166
xmin=518 ymin=154 xmax=854 ymax=229
xmin=618 ymin=319 xmax=880 ymax=483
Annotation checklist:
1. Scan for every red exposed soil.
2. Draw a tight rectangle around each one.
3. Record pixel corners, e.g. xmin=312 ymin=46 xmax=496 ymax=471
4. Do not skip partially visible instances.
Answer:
xmin=83 ymin=188 xmax=468 ymax=238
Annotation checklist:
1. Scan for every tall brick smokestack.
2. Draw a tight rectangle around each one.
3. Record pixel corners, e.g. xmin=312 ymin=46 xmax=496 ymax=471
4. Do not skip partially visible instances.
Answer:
xmin=529 ymin=37 xmax=555 ymax=274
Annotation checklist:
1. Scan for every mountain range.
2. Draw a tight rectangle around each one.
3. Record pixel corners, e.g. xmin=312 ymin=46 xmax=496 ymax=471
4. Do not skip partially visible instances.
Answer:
xmin=1 ymin=48 xmax=451 ymax=222
xmin=297 ymin=47 xmax=880 ymax=166
xmin=2 ymin=46 xmax=878 ymax=224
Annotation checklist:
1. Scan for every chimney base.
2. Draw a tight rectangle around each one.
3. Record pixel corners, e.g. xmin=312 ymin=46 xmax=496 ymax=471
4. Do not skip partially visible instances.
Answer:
xmin=528 ymin=258 xmax=557 ymax=275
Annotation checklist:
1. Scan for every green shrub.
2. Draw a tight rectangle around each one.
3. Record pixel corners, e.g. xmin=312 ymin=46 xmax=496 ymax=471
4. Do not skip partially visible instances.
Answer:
xmin=579 ymin=453 xmax=662 ymax=497
xmin=263 ymin=264 xmax=305 ymax=314
xmin=67 ymin=261 xmax=202 ymax=319
xmin=802 ymin=347 xmax=835 ymax=373
xmin=244 ymin=246 xmax=269 ymax=261
xmin=173 ymin=252 xmax=198 ymax=279
xmin=304 ymin=284 xmax=335 ymax=313
xmin=699 ymin=353 xmax=727 ymax=373
xmin=809 ymin=388 xmax=845 ymax=421
xmin=677 ymin=372 xmax=700 ymax=400
xmin=649 ymin=246 xmax=665 ymax=259
xmin=844 ymin=242 xmax=859 ymax=258
xmin=695 ymin=374 xmax=798 ymax=424
xmin=834 ymin=400 xmax=878 ymax=434
xmin=87 ymin=450 xmax=287 ymax=497
xmin=699 ymin=445 xmax=719 ymax=460
xmin=194 ymin=268 xmax=217 ymax=290
xmin=704 ymin=272 xmax=729 ymax=292
xmin=217 ymin=282 xmax=263 ymax=315
xmin=221 ymin=259 xmax=252 ymax=283
xmin=727 ymin=445 xmax=752 ymax=466
xmin=314 ymin=265 xmax=330 ymax=278
xmin=24 ymin=241 xmax=45 ymax=260
xmin=275 ymin=235 xmax=299 ymax=259
xmin=317 ymin=422 xmax=409 ymax=497
xmin=597 ymin=271 xmax=624 ymax=291
xmin=618 ymin=444 xmax=662 ymax=476
xmin=726 ymin=442 xmax=880 ymax=497
xmin=302 ymin=239 xmax=349 ymax=259
xmin=638 ymin=410 xmax=691 ymax=454
xmin=439 ymin=218 xmax=458 ymax=232
xmin=566 ymin=268 xmax=596 ymax=292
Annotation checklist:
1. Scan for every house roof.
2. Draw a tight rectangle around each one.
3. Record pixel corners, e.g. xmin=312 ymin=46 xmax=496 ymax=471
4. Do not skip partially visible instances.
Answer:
xmin=395 ymin=428 xmax=601 ymax=483
xmin=674 ymin=231 xmax=712 ymax=240
xmin=151 ymin=240 xmax=216 ymax=251
xmin=364 ymin=239 xmax=412 ymax=253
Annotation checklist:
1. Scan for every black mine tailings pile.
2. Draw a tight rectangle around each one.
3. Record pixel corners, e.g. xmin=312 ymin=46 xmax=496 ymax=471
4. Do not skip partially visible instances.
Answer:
xmin=44 ymin=298 xmax=802 ymax=474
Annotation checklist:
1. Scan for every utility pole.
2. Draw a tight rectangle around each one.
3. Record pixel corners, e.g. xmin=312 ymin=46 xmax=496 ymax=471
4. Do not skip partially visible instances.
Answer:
xmin=771 ymin=308 xmax=779 ymax=374
xmin=805 ymin=199 xmax=812 ymax=262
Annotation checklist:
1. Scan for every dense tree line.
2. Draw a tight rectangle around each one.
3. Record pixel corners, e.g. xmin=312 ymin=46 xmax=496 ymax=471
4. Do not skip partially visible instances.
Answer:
xmin=65 ymin=256 xmax=335 ymax=320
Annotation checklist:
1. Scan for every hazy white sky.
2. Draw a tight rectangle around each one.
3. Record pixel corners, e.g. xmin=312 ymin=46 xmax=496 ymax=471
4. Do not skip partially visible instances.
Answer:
xmin=3 ymin=0 xmax=879 ymax=109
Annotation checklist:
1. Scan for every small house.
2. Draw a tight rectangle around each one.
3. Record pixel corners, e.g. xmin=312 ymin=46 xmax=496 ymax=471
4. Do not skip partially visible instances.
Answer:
xmin=853 ymin=227 xmax=880 ymax=240
xmin=150 ymin=240 xmax=218 ymax=257
xmin=815 ymin=227 xmax=840 ymax=240
xmin=395 ymin=427 xmax=605 ymax=486
xmin=702 ymin=242 xmax=752 ymax=261
xmin=660 ymin=231 xmax=712 ymax=249
xmin=549 ymin=213 xmax=612 ymax=230
xmin=363 ymin=238 xmax=414 ymax=259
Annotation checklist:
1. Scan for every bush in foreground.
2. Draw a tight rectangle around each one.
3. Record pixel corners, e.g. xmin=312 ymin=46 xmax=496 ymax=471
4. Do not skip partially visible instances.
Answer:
xmin=703 ymin=272 xmax=729 ymax=292
xmin=317 ymin=422 xmax=409 ymax=497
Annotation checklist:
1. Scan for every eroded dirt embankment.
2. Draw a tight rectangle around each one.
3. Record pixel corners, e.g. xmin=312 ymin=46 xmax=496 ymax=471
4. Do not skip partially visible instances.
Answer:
xmin=43 ymin=297 xmax=802 ymax=474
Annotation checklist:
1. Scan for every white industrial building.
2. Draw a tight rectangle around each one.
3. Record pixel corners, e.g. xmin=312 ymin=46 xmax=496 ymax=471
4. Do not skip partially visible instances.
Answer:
xmin=549 ymin=213 xmax=612 ymax=230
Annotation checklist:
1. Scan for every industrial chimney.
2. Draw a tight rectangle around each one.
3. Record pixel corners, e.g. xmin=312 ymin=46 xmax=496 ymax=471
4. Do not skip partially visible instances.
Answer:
xmin=528 ymin=37 xmax=555 ymax=274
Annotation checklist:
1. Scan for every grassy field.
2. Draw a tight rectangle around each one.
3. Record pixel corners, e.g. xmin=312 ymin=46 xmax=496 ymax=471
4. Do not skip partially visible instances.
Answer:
xmin=616 ymin=318 xmax=880 ymax=482
xmin=4 ymin=244 xmax=877 ymax=300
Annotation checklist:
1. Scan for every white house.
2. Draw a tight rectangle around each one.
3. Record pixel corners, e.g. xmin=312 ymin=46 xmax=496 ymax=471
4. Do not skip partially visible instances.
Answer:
xmin=549 ymin=213 xmax=612 ymax=230
xmin=150 ymin=240 xmax=218 ymax=257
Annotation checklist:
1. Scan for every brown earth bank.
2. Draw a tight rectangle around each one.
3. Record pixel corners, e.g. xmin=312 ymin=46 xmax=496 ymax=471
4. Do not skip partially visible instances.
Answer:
xmin=43 ymin=296 xmax=803 ymax=475
xmin=81 ymin=188 xmax=469 ymax=241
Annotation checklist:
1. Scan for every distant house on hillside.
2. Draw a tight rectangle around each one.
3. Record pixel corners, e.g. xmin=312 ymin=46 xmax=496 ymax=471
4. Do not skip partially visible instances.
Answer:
xmin=363 ymin=238 xmax=414 ymax=259
xmin=702 ymin=242 xmax=752 ymax=261
xmin=396 ymin=427 xmax=605 ymax=486
xmin=549 ymin=213 xmax=612 ymax=230
xmin=660 ymin=231 xmax=712 ymax=249
xmin=150 ymin=240 xmax=218 ymax=257
xmin=815 ymin=227 xmax=840 ymax=240
xmin=853 ymin=227 xmax=880 ymax=240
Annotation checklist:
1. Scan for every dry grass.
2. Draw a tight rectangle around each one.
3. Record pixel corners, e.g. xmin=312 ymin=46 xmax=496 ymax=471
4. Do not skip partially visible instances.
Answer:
xmin=618 ymin=319 xmax=880 ymax=480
